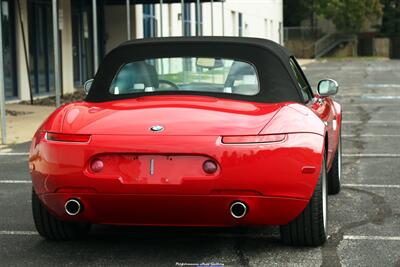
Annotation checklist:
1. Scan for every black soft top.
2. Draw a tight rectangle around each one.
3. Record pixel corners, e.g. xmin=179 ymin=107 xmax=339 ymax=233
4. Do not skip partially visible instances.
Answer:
xmin=86 ymin=37 xmax=303 ymax=103
xmin=119 ymin=36 xmax=294 ymax=61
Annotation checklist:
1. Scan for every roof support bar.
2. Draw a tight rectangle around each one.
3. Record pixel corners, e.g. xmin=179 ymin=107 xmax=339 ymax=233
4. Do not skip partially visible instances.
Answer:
xmin=92 ymin=0 xmax=99 ymax=72
xmin=160 ymin=0 xmax=164 ymax=37
xmin=0 ymin=1 xmax=6 ymax=144
xmin=126 ymin=0 xmax=131 ymax=40
xmin=196 ymin=0 xmax=201 ymax=36
xmin=221 ymin=0 xmax=225 ymax=35
xmin=211 ymin=0 xmax=214 ymax=35
xmin=52 ymin=0 xmax=61 ymax=107
xmin=181 ymin=0 xmax=184 ymax=36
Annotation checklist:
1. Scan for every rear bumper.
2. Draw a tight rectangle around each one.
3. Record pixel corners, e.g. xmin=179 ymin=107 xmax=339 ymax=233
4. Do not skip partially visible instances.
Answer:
xmin=30 ymin=132 xmax=324 ymax=226
xmin=40 ymin=192 xmax=308 ymax=226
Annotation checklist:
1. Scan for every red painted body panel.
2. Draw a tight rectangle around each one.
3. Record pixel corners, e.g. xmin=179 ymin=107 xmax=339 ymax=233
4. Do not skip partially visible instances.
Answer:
xmin=30 ymin=95 xmax=340 ymax=226
xmin=59 ymin=96 xmax=282 ymax=136
xmin=41 ymin=194 xmax=308 ymax=226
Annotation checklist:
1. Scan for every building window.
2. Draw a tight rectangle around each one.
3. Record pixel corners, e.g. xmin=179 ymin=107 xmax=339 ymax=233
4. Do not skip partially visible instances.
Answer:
xmin=72 ymin=1 xmax=95 ymax=87
xmin=264 ymin=19 xmax=268 ymax=38
xmin=183 ymin=3 xmax=191 ymax=36
xmin=270 ymin=20 xmax=273 ymax=40
xmin=1 ymin=0 xmax=18 ymax=98
xmin=231 ymin=11 xmax=236 ymax=36
xmin=195 ymin=3 xmax=202 ymax=36
xmin=28 ymin=0 xmax=56 ymax=95
xmin=182 ymin=4 xmax=192 ymax=71
xmin=143 ymin=4 xmax=157 ymax=38
xmin=238 ymin=13 xmax=243 ymax=36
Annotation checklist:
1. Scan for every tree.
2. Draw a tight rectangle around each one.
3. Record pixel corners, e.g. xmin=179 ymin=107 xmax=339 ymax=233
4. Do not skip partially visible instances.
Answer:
xmin=283 ymin=0 xmax=314 ymax=27
xmin=314 ymin=0 xmax=383 ymax=33
xmin=380 ymin=0 xmax=400 ymax=35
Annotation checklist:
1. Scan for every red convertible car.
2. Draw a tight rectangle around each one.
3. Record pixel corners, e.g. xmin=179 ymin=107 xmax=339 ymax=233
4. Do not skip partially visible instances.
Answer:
xmin=30 ymin=37 xmax=341 ymax=246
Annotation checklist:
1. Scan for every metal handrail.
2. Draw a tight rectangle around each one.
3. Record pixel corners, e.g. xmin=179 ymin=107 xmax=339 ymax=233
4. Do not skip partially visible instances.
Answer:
xmin=314 ymin=33 xmax=338 ymax=56
xmin=304 ymin=33 xmax=356 ymax=58
xmin=283 ymin=26 xmax=324 ymax=43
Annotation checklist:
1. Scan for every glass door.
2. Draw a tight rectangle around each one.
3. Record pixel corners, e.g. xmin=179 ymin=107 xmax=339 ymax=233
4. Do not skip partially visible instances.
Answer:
xmin=1 ymin=0 xmax=18 ymax=98
xmin=72 ymin=0 xmax=95 ymax=86
xmin=71 ymin=0 xmax=105 ymax=86
xmin=143 ymin=4 xmax=157 ymax=38
xmin=28 ymin=0 xmax=55 ymax=95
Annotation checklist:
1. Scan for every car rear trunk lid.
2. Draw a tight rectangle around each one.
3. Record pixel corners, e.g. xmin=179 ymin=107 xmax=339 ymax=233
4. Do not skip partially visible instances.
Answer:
xmin=60 ymin=96 xmax=283 ymax=136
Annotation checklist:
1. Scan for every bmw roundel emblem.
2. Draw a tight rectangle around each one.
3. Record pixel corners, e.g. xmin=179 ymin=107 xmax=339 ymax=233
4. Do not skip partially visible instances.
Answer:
xmin=150 ymin=125 xmax=164 ymax=132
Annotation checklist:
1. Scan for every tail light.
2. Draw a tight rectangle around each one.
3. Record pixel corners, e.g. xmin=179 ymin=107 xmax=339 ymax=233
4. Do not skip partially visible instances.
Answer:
xmin=222 ymin=134 xmax=286 ymax=144
xmin=46 ymin=132 xmax=91 ymax=143
xmin=32 ymin=131 xmax=46 ymax=148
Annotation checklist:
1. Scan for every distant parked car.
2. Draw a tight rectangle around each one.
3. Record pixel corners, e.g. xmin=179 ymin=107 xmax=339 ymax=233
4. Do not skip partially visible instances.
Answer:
xmin=29 ymin=37 xmax=341 ymax=246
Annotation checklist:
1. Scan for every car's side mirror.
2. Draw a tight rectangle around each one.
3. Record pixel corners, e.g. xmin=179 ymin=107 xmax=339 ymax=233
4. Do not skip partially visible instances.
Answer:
xmin=84 ymin=79 xmax=94 ymax=95
xmin=317 ymin=79 xmax=338 ymax=97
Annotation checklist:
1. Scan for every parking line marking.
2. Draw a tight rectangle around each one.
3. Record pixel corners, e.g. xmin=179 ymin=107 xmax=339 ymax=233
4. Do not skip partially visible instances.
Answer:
xmin=344 ymin=235 xmax=400 ymax=241
xmin=1 ymin=231 xmax=400 ymax=241
xmin=342 ymin=121 xmax=400 ymax=124
xmin=342 ymin=183 xmax=400 ymax=189
xmin=340 ymin=104 xmax=400 ymax=107
xmin=0 ymin=231 xmax=38 ymax=236
xmin=0 ymin=180 xmax=31 ymax=184
xmin=343 ymin=134 xmax=400 ymax=137
xmin=343 ymin=154 xmax=400 ymax=158
xmin=366 ymin=84 xmax=400 ymax=88
xmin=343 ymin=111 xmax=400 ymax=114
xmin=361 ymin=95 xmax=400 ymax=100
xmin=0 ymin=152 xmax=29 ymax=156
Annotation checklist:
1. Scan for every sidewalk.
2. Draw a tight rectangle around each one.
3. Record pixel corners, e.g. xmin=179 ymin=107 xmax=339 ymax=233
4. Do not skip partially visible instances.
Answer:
xmin=0 ymin=104 xmax=55 ymax=147
xmin=297 ymin=59 xmax=316 ymax=66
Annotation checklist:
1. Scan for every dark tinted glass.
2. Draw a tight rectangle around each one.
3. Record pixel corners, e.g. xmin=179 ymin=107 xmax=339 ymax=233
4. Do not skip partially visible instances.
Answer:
xmin=289 ymin=59 xmax=311 ymax=102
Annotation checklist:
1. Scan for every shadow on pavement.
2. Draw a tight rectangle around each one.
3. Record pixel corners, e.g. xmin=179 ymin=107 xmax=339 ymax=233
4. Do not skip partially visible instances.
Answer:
xmin=1 ymin=141 xmax=31 ymax=153
xmin=27 ymin=226 xmax=289 ymax=266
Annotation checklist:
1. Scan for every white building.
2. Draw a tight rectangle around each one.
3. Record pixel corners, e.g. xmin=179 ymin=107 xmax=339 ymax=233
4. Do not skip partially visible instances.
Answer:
xmin=1 ymin=0 xmax=283 ymax=101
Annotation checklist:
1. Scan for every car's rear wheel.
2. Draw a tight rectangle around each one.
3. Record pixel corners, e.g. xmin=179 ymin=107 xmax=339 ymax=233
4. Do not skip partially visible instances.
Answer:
xmin=280 ymin=155 xmax=328 ymax=246
xmin=328 ymin=130 xmax=341 ymax=195
xmin=32 ymin=189 xmax=91 ymax=240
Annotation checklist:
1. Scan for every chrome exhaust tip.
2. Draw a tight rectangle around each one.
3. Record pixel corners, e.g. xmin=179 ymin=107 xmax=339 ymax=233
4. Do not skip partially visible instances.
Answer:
xmin=64 ymin=199 xmax=82 ymax=216
xmin=230 ymin=201 xmax=247 ymax=219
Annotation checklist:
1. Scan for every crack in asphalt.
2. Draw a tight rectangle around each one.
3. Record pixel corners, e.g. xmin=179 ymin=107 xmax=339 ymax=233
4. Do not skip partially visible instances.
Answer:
xmin=321 ymin=101 xmax=395 ymax=267
xmin=321 ymin=187 xmax=394 ymax=267
xmin=351 ymin=106 xmax=371 ymax=150
xmin=232 ymin=228 xmax=251 ymax=267
xmin=340 ymin=105 xmax=370 ymax=185
xmin=233 ymin=238 xmax=250 ymax=267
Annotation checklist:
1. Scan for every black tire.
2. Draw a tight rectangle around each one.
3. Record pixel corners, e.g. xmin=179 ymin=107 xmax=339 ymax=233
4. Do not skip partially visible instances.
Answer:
xmin=280 ymin=156 xmax=328 ymax=246
xmin=32 ymin=189 xmax=91 ymax=240
xmin=328 ymin=130 xmax=341 ymax=195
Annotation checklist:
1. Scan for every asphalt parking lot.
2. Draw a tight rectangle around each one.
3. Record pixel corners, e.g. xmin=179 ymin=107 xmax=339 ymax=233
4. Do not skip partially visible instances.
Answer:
xmin=1 ymin=58 xmax=400 ymax=266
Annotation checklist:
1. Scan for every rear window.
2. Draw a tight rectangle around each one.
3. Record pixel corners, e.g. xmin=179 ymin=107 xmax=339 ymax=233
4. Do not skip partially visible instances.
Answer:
xmin=109 ymin=57 xmax=259 ymax=96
